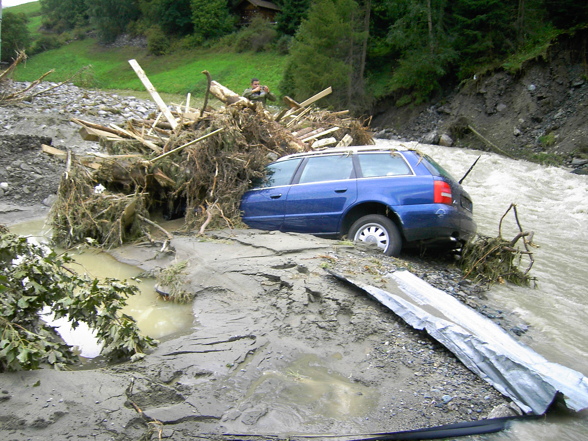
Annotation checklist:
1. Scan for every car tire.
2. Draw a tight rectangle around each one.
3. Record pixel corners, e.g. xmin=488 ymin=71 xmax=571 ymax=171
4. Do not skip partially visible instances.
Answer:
xmin=349 ymin=214 xmax=402 ymax=257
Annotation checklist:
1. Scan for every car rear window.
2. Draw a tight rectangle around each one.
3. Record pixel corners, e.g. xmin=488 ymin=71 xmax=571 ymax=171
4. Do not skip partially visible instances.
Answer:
xmin=256 ymin=158 xmax=302 ymax=188
xmin=421 ymin=155 xmax=457 ymax=181
xmin=357 ymin=153 xmax=412 ymax=177
xmin=298 ymin=155 xmax=354 ymax=184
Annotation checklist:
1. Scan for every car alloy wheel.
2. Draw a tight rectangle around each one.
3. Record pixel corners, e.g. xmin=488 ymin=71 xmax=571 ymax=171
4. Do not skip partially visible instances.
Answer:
xmin=349 ymin=214 xmax=402 ymax=257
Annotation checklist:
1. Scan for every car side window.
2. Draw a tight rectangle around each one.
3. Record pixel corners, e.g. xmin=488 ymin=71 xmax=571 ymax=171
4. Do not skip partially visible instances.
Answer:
xmin=357 ymin=153 xmax=412 ymax=177
xmin=256 ymin=158 xmax=302 ymax=188
xmin=298 ymin=155 xmax=354 ymax=184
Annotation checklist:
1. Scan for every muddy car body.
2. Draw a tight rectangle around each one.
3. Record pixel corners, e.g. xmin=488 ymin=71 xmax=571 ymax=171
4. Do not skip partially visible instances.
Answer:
xmin=240 ymin=146 xmax=476 ymax=256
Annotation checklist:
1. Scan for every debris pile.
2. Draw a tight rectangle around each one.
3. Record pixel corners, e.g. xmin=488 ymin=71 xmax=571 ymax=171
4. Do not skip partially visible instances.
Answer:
xmin=41 ymin=61 xmax=373 ymax=248
xmin=460 ymin=204 xmax=536 ymax=286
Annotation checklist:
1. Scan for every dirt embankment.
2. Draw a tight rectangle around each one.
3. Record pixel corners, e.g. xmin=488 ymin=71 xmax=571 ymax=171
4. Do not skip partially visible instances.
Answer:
xmin=372 ymin=29 xmax=588 ymax=173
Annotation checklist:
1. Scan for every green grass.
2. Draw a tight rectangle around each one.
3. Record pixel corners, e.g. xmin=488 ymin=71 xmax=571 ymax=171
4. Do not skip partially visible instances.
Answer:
xmin=12 ymin=37 xmax=288 ymax=100
xmin=5 ymin=1 xmax=41 ymax=15
xmin=6 ymin=1 xmax=43 ymax=38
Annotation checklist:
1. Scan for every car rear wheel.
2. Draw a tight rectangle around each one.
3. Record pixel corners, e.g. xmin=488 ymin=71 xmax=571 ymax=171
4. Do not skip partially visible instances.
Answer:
xmin=349 ymin=214 xmax=402 ymax=257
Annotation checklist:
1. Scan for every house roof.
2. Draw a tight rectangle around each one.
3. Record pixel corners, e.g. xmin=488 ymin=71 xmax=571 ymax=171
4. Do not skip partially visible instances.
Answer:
xmin=241 ymin=0 xmax=281 ymax=11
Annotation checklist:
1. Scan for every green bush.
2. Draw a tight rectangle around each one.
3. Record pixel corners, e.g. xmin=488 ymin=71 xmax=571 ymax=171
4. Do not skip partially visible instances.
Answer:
xmin=29 ymin=34 xmax=64 ymax=56
xmin=1 ymin=11 xmax=32 ymax=63
xmin=234 ymin=17 xmax=278 ymax=53
xmin=175 ymin=33 xmax=205 ymax=50
xmin=147 ymin=25 xmax=170 ymax=55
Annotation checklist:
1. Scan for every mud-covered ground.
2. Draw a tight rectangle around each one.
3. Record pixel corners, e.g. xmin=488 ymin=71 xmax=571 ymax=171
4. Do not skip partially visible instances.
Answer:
xmin=0 ymin=81 xmax=526 ymax=440
xmin=0 ymin=231 xmax=520 ymax=441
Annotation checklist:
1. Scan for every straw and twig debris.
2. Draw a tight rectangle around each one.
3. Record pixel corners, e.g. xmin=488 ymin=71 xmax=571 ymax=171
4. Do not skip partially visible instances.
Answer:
xmin=460 ymin=204 xmax=536 ymax=286
xmin=38 ymin=59 xmax=373 ymax=248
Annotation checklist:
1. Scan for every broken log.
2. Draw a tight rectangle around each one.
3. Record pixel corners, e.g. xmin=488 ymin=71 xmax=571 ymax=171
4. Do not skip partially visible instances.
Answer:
xmin=209 ymin=81 xmax=248 ymax=106
xmin=79 ymin=126 xmax=124 ymax=142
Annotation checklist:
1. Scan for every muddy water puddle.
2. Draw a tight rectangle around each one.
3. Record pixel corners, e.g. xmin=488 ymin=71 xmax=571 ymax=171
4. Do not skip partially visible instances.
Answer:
xmin=246 ymin=354 xmax=377 ymax=421
xmin=9 ymin=218 xmax=194 ymax=358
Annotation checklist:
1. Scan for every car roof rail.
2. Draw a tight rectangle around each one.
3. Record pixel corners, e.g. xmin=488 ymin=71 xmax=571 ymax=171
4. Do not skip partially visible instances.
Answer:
xmin=277 ymin=145 xmax=405 ymax=161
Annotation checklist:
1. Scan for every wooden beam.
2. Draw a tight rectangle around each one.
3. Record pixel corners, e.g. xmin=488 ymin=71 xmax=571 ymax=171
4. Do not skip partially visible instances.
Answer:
xmin=42 ymin=144 xmax=67 ymax=158
xmin=79 ymin=126 xmax=124 ymax=142
xmin=311 ymin=137 xmax=337 ymax=149
xmin=301 ymin=126 xmax=340 ymax=143
xmin=283 ymin=96 xmax=301 ymax=109
xmin=128 ymin=59 xmax=178 ymax=130
xmin=110 ymin=124 xmax=163 ymax=154
xmin=298 ymin=87 xmax=332 ymax=108
xmin=336 ymin=134 xmax=353 ymax=148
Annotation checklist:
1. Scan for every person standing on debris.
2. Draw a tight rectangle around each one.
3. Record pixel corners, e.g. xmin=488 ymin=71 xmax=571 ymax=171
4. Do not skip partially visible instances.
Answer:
xmin=243 ymin=78 xmax=277 ymax=106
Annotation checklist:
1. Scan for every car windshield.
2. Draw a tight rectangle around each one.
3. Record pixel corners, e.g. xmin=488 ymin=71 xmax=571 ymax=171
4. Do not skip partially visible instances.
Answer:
xmin=253 ymin=158 xmax=302 ymax=188
xmin=357 ymin=152 xmax=412 ymax=177
xmin=422 ymin=155 xmax=457 ymax=181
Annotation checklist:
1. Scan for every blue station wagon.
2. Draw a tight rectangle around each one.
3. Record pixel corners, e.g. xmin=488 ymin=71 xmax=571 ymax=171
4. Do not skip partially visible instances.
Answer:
xmin=240 ymin=146 xmax=476 ymax=256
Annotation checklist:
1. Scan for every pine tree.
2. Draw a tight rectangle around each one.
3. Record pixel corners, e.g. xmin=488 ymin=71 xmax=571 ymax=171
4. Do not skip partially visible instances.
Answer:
xmin=276 ymin=0 xmax=311 ymax=36
xmin=385 ymin=0 xmax=456 ymax=104
xmin=282 ymin=0 xmax=367 ymax=110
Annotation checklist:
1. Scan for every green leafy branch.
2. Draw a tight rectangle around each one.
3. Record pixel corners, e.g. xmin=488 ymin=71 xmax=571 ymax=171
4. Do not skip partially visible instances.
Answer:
xmin=0 ymin=231 xmax=157 ymax=372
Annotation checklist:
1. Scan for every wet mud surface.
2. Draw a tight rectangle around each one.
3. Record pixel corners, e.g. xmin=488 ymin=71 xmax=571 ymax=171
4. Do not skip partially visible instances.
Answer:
xmin=0 ymin=230 xmax=518 ymax=440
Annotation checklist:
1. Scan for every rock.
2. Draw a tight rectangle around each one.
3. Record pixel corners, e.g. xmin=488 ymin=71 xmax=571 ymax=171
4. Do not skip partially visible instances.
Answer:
xmin=42 ymin=194 xmax=58 ymax=207
xmin=571 ymin=158 xmax=588 ymax=166
xmin=487 ymin=403 xmax=523 ymax=418
xmin=423 ymin=131 xmax=439 ymax=145
xmin=438 ymin=134 xmax=454 ymax=147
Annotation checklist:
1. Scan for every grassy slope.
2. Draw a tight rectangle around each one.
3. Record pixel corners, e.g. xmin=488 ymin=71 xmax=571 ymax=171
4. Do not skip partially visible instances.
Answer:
xmin=8 ymin=1 xmax=287 ymax=102
xmin=6 ymin=1 xmax=43 ymax=38
xmin=13 ymin=39 xmax=287 ymax=102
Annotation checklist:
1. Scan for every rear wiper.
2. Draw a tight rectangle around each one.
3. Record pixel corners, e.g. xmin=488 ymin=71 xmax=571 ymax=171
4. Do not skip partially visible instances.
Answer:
xmin=459 ymin=155 xmax=481 ymax=184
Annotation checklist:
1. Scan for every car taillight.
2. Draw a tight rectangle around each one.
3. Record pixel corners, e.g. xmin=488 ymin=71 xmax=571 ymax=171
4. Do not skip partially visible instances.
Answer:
xmin=434 ymin=180 xmax=453 ymax=205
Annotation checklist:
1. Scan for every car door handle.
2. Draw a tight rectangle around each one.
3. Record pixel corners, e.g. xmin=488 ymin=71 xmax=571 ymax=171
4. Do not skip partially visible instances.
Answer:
xmin=270 ymin=194 xmax=282 ymax=199
xmin=334 ymin=189 xmax=348 ymax=193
